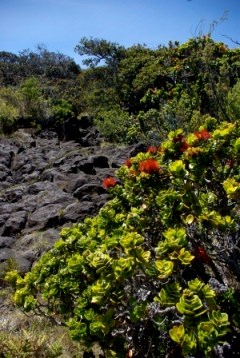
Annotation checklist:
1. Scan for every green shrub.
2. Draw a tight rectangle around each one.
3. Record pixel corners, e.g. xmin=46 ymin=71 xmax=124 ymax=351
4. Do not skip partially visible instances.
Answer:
xmin=227 ymin=80 xmax=240 ymax=120
xmin=95 ymin=106 xmax=137 ymax=143
xmin=7 ymin=121 xmax=240 ymax=357
xmin=51 ymin=99 xmax=74 ymax=122
xmin=18 ymin=77 xmax=47 ymax=124
xmin=0 ymin=98 xmax=18 ymax=134
xmin=0 ymin=87 xmax=20 ymax=134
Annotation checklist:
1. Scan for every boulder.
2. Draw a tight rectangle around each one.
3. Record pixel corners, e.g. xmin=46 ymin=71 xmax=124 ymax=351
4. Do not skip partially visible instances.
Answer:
xmin=2 ymin=211 xmax=27 ymax=236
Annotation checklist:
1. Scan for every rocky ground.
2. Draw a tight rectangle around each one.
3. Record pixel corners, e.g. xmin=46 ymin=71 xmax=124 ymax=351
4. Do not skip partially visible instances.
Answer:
xmin=1 ymin=120 xmax=240 ymax=357
xmin=0 ymin=119 xmax=146 ymax=332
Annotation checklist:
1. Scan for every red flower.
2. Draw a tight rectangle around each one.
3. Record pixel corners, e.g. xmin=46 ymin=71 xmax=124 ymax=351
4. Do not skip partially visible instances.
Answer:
xmin=139 ymin=159 xmax=160 ymax=174
xmin=172 ymin=134 xmax=185 ymax=143
xmin=172 ymin=134 xmax=190 ymax=152
xmin=147 ymin=146 xmax=158 ymax=154
xmin=180 ymin=141 xmax=190 ymax=152
xmin=194 ymin=129 xmax=212 ymax=140
xmin=195 ymin=246 xmax=211 ymax=264
xmin=124 ymin=159 xmax=132 ymax=168
xmin=102 ymin=177 xmax=117 ymax=189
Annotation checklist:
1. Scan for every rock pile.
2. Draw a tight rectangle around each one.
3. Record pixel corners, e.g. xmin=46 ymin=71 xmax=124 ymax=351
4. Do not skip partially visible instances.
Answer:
xmin=0 ymin=120 xmax=146 ymax=275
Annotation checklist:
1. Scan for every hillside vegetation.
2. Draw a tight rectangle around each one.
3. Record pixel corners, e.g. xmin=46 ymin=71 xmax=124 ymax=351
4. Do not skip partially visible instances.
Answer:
xmin=1 ymin=36 xmax=240 ymax=357
xmin=1 ymin=36 xmax=240 ymax=141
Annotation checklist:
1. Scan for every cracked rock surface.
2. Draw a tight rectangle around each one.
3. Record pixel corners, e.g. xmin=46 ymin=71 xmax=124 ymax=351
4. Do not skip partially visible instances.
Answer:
xmin=0 ymin=125 xmax=145 ymax=275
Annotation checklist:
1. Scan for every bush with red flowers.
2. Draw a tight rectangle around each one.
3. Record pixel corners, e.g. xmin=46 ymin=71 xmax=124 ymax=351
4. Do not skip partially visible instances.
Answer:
xmin=7 ymin=121 xmax=240 ymax=357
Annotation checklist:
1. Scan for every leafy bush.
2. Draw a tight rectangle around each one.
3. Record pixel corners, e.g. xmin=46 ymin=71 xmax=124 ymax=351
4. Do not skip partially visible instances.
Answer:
xmin=95 ymin=106 xmax=137 ymax=143
xmin=0 ymin=87 xmax=20 ymax=134
xmin=227 ymin=80 xmax=240 ymax=120
xmin=50 ymin=99 xmax=74 ymax=121
xmin=6 ymin=120 xmax=240 ymax=357
xmin=18 ymin=76 xmax=51 ymax=127
xmin=0 ymin=98 xmax=18 ymax=134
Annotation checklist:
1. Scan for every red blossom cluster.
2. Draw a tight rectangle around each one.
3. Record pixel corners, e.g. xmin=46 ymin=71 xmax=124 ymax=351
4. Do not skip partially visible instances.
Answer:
xmin=180 ymin=141 xmax=190 ymax=153
xmin=172 ymin=133 xmax=185 ymax=143
xmin=124 ymin=159 xmax=132 ymax=168
xmin=138 ymin=159 xmax=160 ymax=174
xmin=147 ymin=146 xmax=158 ymax=154
xmin=194 ymin=246 xmax=212 ymax=264
xmin=172 ymin=133 xmax=189 ymax=152
xmin=194 ymin=129 xmax=212 ymax=140
xmin=102 ymin=177 xmax=117 ymax=189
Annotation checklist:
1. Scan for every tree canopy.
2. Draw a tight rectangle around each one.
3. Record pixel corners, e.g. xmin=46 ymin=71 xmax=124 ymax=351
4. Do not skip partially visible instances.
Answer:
xmin=74 ymin=37 xmax=125 ymax=69
xmin=1 ymin=36 xmax=240 ymax=139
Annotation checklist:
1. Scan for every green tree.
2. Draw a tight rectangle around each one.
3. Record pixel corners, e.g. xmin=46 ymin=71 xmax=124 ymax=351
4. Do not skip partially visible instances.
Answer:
xmin=74 ymin=37 xmax=125 ymax=70
xmin=0 ymin=51 xmax=20 ymax=86
xmin=19 ymin=76 xmax=45 ymax=121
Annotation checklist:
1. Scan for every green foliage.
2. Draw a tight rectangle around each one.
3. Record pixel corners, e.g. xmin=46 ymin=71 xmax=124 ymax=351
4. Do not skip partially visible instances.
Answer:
xmin=19 ymin=76 xmax=44 ymax=120
xmin=74 ymin=37 xmax=125 ymax=69
xmin=227 ymin=80 xmax=240 ymax=120
xmin=75 ymin=36 xmax=240 ymax=143
xmin=0 ymin=47 xmax=80 ymax=86
xmin=51 ymin=98 xmax=74 ymax=122
xmin=95 ymin=106 xmax=138 ymax=143
xmin=0 ymin=87 xmax=20 ymax=134
xmin=1 ymin=36 xmax=240 ymax=140
xmin=0 ymin=98 xmax=18 ymax=134
xmin=8 ymin=121 xmax=240 ymax=357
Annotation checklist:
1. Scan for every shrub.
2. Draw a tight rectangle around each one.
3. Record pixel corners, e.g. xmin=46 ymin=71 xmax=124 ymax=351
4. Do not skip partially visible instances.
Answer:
xmin=7 ymin=121 xmax=240 ymax=357
xmin=18 ymin=76 xmax=47 ymax=125
xmin=95 ymin=106 xmax=137 ymax=143
xmin=227 ymin=80 xmax=240 ymax=120
xmin=0 ymin=87 xmax=20 ymax=134
xmin=0 ymin=98 xmax=19 ymax=134
xmin=51 ymin=98 xmax=74 ymax=122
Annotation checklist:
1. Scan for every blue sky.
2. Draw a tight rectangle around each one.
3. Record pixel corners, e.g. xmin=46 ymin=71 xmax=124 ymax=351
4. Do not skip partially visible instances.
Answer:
xmin=1 ymin=0 xmax=239 ymax=66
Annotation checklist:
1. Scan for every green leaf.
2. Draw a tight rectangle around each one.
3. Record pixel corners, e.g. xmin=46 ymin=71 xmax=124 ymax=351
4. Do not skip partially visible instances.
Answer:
xmin=169 ymin=324 xmax=185 ymax=343
xmin=120 ymin=232 xmax=144 ymax=249
xmin=181 ymin=332 xmax=197 ymax=355
xmin=113 ymin=256 xmax=135 ymax=279
xmin=156 ymin=282 xmax=182 ymax=306
xmin=176 ymin=292 xmax=206 ymax=316
xmin=169 ymin=160 xmax=186 ymax=176
xmin=197 ymin=321 xmax=218 ymax=353
xmin=178 ymin=248 xmax=195 ymax=265
xmin=187 ymin=278 xmax=204 ymax=292
xmin=155 ymin=260 xmax=174 ymax=279
xmin=130 ymin=301 xmax=147 ymax=322
xmin=91 ymin=279 xmax=111 ymax=304
xmin=162 ymin=227 xmax=187 ymax=249
xmin=181 ymin=214 xmax=195 ymax=224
